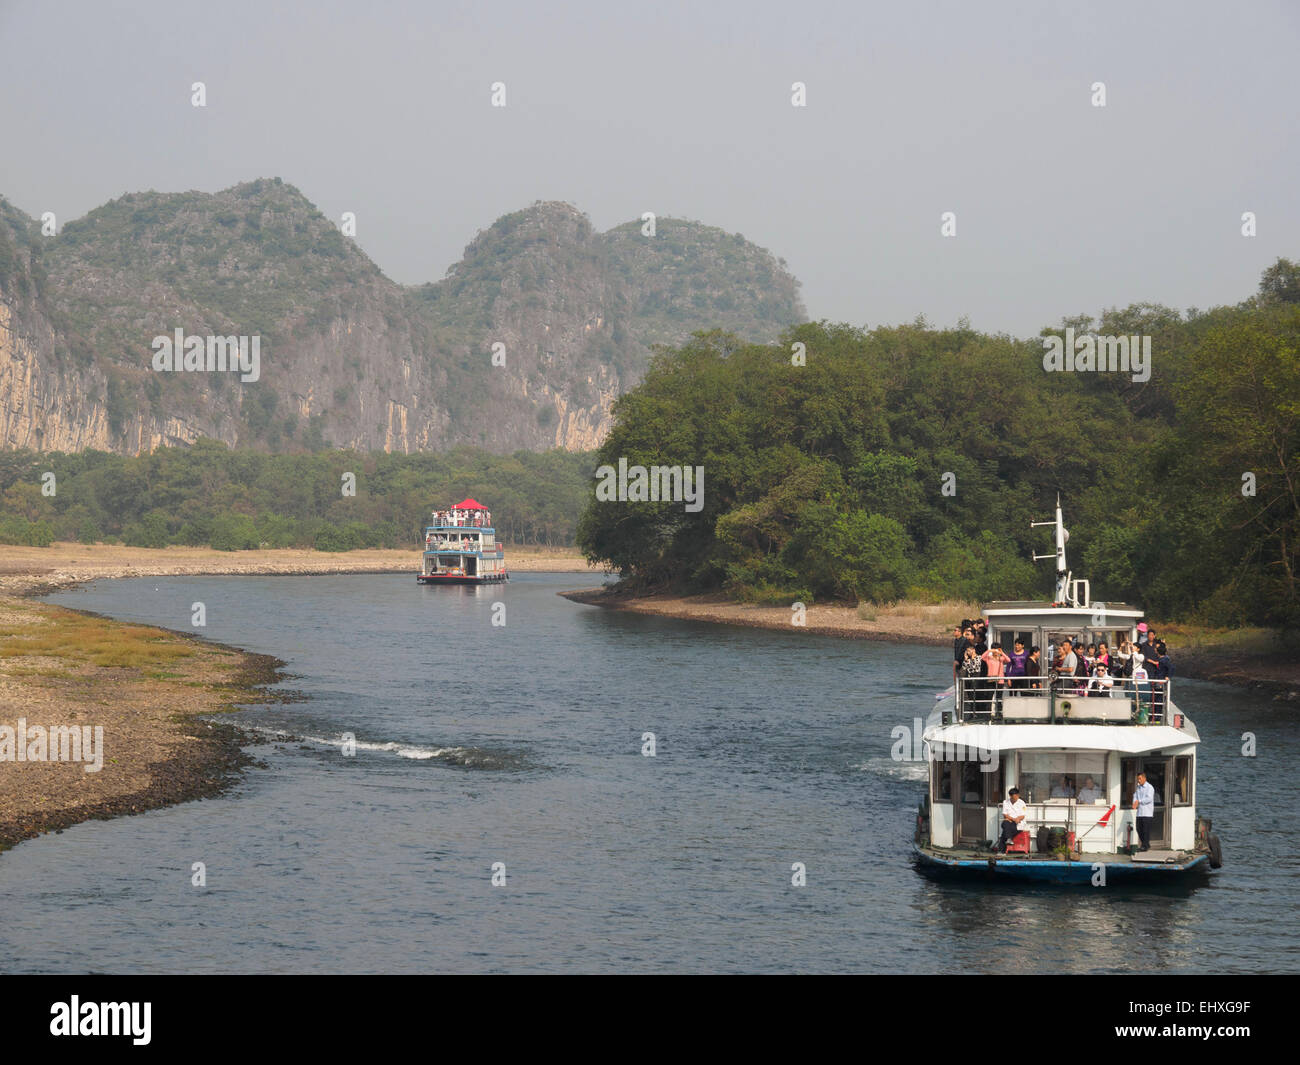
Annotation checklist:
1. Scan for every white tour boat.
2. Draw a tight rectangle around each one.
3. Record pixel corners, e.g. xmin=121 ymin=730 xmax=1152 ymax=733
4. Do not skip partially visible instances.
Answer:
xmin=912 ymin=500 xmax=1223 ymax=883
xmin=416 ymin=498 xmax=508 ymax=585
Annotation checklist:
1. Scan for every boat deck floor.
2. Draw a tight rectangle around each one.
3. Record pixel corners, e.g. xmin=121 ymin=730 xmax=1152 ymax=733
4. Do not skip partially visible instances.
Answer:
xmin=925 ymin=846 xmax=1196 ymax=865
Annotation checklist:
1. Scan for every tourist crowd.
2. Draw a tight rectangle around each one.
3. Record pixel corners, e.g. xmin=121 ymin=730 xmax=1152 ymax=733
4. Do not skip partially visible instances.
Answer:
xmin=951 ymin=619 xmax=1174 ymax=714
xmin=431 ymin=508 xmax=492 ymax=528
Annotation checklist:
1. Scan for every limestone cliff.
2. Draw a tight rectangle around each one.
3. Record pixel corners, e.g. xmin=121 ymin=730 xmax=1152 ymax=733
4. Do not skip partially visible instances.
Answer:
xmin=0 ymin=181 xmax=804 ymax=455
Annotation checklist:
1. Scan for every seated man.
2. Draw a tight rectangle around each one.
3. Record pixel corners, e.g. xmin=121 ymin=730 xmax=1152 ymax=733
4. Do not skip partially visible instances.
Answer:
xmin=994 ymin=787 xmax=1028 ymax=852
xmin=1076 ymin=776 xmax=1104 ymax=803
xmin=1049 ymin=775 xmax=1075 ymax=799
xmin=1087 ymin=664 xmax=1115 ymax=695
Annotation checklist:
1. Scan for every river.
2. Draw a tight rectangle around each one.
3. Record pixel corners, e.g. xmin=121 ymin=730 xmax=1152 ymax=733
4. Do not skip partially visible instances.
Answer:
xmin=1 ymin=573 xmax=1293 ymax=973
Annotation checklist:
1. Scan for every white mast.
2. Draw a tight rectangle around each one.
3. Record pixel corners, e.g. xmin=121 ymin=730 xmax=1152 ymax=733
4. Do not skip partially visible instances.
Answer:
xmin=1031 ymin=495 xmax=1073 ymax=605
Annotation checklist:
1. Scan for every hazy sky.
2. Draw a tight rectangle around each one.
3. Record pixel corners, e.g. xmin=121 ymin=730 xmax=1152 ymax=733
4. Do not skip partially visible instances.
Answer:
xmin=2 ymin=0 xmax=1297 ymax=336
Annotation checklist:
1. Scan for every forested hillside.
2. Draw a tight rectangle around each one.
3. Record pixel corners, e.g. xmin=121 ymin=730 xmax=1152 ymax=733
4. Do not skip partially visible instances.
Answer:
xmin=578 ymin=261 xmax=1300 ymax=629
xmin=0 ymin=443 xmax=594 ymax=550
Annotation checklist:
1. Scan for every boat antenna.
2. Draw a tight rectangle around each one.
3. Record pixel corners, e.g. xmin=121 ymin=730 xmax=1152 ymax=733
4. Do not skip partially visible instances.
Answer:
xmin=1031 ymin=494 xmax=1073 ymax=605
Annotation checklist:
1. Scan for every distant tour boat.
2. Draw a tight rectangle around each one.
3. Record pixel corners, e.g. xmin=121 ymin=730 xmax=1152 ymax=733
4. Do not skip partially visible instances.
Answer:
xmin=416 ymin=499 xmax=508 ymax=585
xmin=913 ymin=499 xmax=1223 ymax=883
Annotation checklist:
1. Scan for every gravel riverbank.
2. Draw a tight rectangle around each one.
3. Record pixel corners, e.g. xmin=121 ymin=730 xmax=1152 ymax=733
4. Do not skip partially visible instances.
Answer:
xmin=0 ymin=543 xmax=593 ymax=852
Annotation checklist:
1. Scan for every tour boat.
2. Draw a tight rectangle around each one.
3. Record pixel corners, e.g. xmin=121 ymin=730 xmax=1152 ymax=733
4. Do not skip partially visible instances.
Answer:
xmin=912 ymin=499 xmax=1223 ymax=883
xmin=416 ymin=499 xmax=508 ymax=585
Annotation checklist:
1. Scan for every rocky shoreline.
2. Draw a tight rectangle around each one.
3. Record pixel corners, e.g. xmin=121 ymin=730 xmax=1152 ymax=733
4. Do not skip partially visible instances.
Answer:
xmin=0 ymin=596 xmax=291 ymax=853
xmin=0 ymin=543 xmax=591 ymax=854
xmin=0 ymin=717 xmax=256 ymax=852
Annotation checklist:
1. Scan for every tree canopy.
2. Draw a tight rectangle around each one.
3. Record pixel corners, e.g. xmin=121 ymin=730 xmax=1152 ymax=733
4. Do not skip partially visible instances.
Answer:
xmin=0 ymin=443 xmax=594 ymax=551
xmin=578 ymin=261 xmax=1300 ymax=629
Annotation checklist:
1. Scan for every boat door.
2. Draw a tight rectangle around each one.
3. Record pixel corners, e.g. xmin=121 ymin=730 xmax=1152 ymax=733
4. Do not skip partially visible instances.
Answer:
xmin=957 ymin=759 xmax=1003 ymax=845
xmin=1121 ymin=756 xmax=1171 ymax=847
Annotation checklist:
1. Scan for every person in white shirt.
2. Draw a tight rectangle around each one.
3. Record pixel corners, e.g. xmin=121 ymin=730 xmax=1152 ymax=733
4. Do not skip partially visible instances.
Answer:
xmin=1132 ymin=772 xmax=1156 ymax=851
xmin=1088 ymin=664 xmax=1115 ymax=695
xmin=994 ymin=787 xmax=1028 ymax=852
xmin=1077 ymin=776 xmax=1104 ymax=803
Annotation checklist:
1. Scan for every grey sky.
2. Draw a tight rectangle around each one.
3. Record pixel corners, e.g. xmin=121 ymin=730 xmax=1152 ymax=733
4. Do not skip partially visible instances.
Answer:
xmin=2 ymin=0 xmax=1296 ymax=337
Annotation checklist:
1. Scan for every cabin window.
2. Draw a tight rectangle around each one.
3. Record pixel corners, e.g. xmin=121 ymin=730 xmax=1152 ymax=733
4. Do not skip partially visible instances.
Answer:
xmin=1017 ymin=752 xmax=1107 ymax=805
xmin=1173 ymin=756 xmax=1192 ymax=806
xmin=932 ymin=760 xmax=954 ymax=804
xmin=997 ymin=630 xmax=1034 ymax=654
xmin=984 ymin=757 xmax=1005 ymax=805
xmin=1121 ymin=758 xmax=1137 ymax=809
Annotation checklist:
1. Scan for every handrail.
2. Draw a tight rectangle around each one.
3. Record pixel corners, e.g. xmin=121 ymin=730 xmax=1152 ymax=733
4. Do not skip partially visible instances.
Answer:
xmin=951 ymin=672 xmax=1172 ymax=725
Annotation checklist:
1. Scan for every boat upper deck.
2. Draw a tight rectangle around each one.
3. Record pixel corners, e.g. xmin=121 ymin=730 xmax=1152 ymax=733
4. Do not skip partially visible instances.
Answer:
xmin=943 ymin=674 xmax=1184 ymax=729
xmin=421 ymin=499 xmax=504 ymax=564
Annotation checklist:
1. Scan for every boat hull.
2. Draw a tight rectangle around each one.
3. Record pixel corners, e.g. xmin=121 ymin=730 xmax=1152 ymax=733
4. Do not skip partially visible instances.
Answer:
xmin=416 ymin=573 xmax=508 ymax=585
xmin=912 ymin=842 xmax=1209 ymax=883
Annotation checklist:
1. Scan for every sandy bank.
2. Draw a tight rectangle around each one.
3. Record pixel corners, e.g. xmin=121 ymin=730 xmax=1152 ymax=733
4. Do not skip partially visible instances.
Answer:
xmin=559 ymin=588 xmax=959 ymax=645
xmin=560 ymin=588 xmax=1300 ymax=697
xmin=0 ymin=594 xmax=282 ymax=852
xmin=0 ymin=542 xmax=591 ymax=853
xmin=0 ymin=542 xmax=594 ymax=596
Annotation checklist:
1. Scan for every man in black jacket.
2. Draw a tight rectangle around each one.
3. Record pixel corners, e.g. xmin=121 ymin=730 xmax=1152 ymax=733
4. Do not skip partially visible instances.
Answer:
xmin=953 ymin=621 xmax=973 ymax=679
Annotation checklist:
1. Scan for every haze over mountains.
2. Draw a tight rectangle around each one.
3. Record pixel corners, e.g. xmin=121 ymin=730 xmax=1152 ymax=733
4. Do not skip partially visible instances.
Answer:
xmin=0 ymin=179 xmax=804 ymax=455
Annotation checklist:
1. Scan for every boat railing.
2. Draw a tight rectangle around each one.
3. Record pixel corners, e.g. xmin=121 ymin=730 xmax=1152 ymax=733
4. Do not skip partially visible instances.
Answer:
xmin=952 ymin=673 xmax=1173 ymax=726
xmin=427 ymin=518 xmax=492 ymax=529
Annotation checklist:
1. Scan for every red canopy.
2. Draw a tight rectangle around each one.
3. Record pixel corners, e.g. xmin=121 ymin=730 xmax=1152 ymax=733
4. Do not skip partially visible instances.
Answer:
xmin=453 ymin=498 xmax=487 ymax=511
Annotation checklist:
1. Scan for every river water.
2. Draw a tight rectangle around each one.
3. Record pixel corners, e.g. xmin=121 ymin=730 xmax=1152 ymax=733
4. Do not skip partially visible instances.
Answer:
xmin=2 ymin=573 xmax=1294 ymax=973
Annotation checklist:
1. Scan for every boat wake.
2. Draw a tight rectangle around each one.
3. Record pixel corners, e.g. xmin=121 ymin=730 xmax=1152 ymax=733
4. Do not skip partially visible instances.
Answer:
xmin=854 ymin=756 xmax=928 ymax=782
xmin=239 ymin=724 xmax=520 ymax=769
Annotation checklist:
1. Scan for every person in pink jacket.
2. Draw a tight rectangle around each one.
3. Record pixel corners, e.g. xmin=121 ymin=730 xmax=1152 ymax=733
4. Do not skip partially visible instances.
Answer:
xmin=979 ymin=645 xmax=1010 ymax=715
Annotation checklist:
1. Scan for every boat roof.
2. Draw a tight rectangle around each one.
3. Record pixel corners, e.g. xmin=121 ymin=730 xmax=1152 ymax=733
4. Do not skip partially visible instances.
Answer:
xmin=984 ymin=600 xmax=1142 ymax=612
xmin=923 ymin=721 xmax=1198 ymax=754
xmin=982 ymin=601 xmax=1144 ymax=619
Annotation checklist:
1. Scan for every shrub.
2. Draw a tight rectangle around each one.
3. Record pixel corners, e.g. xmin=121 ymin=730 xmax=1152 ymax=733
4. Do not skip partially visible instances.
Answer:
xmin=210 ymin=513 xmax=259 ymax=551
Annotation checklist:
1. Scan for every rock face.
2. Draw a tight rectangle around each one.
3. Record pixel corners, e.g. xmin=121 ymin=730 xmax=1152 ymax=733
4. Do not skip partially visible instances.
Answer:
xmin=0 ymin=181 xmax=804 ymax=455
